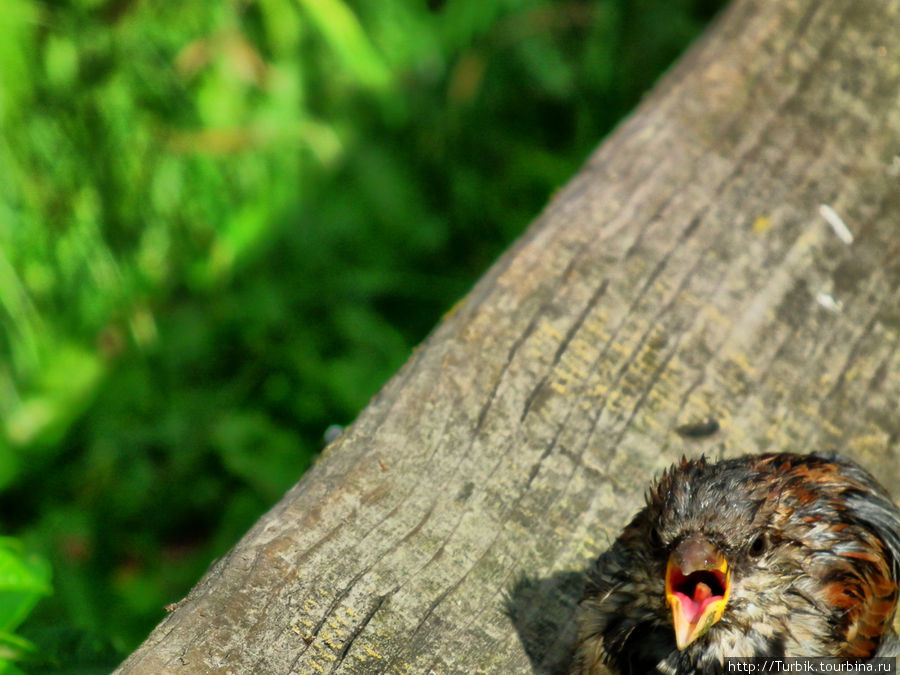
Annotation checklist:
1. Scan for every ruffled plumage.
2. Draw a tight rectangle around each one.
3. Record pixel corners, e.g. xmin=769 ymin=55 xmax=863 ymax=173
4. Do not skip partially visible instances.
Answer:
xmin=570 ymin=452 xmax=900 ymax=674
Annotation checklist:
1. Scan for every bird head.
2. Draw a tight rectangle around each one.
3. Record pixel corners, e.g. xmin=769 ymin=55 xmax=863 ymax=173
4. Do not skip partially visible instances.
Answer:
xmin=571 ymin=453 xmax=900 ymax=675
xmin=645 ymin=453 xmax=900 ymax=658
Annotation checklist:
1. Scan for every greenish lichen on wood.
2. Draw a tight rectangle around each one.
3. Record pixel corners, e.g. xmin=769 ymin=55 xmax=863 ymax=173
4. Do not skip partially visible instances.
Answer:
xmin=115 ymin=0 xmax=900 ymax=672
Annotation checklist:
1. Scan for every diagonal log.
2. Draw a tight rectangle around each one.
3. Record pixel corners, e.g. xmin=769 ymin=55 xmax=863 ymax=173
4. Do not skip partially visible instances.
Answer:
xmin=116 ymin=0 xmax=900 ymax=672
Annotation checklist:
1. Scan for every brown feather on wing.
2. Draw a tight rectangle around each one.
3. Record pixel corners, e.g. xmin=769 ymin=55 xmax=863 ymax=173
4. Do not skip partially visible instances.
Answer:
xmin=835 ymin=540 xmax=899 ymax=657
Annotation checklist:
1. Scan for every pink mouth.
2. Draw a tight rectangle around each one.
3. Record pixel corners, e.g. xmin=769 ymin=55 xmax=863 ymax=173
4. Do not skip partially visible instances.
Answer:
xmin=668 ymin=568 xmax=726 ymax=623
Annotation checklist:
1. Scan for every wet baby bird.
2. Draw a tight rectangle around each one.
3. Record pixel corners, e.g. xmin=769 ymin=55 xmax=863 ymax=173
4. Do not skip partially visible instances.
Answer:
xmin=570 ymin=452 xmax=900 ymax=674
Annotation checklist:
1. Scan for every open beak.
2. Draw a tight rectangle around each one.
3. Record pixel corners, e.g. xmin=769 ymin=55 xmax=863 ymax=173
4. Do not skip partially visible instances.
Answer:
xmin=664 ymin=535 xmax=730 ymax=649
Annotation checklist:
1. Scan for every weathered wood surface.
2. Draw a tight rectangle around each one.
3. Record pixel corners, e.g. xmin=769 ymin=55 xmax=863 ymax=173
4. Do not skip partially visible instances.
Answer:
xmin=116 ymin=0 xmax=900 ymax=672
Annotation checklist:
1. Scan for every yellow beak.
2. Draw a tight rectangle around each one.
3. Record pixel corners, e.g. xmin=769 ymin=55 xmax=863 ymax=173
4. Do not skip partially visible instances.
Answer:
xmin=664 ymin=537 xmax=731 ymax=649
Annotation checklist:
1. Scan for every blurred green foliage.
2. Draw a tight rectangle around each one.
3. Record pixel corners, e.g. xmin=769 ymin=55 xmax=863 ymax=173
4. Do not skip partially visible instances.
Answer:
xmin=0 ymin=538 xmax=51 ymax=675
xmin=0 ymin=0 xmax=726 ymax=669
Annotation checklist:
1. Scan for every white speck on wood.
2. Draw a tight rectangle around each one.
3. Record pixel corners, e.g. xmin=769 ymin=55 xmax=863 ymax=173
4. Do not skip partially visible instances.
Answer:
xmin=815 ymin=292 xmax=843 ymax=313
xmin=818 ymin=204 xmax=854 ymax=244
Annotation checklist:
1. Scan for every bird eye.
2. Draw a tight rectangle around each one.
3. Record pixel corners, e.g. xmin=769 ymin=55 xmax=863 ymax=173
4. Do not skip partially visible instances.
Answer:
xmin=748 ymin=534 xmax=767 ymax=557
xmin=649 ymin=528 xmax=663 ymax=550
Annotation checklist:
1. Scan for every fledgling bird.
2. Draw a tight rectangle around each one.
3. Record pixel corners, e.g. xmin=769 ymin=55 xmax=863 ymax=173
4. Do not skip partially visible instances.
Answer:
xmin=570 ymin=452 xmax=900 ymax=674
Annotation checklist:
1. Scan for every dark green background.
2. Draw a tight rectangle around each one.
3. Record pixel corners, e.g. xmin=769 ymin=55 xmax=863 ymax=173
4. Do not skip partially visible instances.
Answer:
xmin=0 ymin=0 xmax=726 ymax=670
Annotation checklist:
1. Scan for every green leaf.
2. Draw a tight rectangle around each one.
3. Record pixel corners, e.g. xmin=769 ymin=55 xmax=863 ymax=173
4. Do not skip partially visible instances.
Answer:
xmin=0 ymin=657 xmax=27 ymax=675
xmin=0 ymin=541 xmax=51 ymax=633
xmin=3 ymin=344 xmax=104 ymax=451
xmin=0 ymin=0 xmax=36 ymax=118
xmin=296 ymin=0 xmax=392 ymax=90
xmin=43 ymin=36 xmax=79 ymax=88
xmin=212 ymin=411 xmax=311 ymax=501
xmin=0 ymin=631 xmax=37 ymax=662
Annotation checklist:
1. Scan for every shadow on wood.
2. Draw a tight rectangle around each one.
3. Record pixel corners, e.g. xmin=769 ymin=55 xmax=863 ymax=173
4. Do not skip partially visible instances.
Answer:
xmin=505 ymin=571 xmax=586 ymax=674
